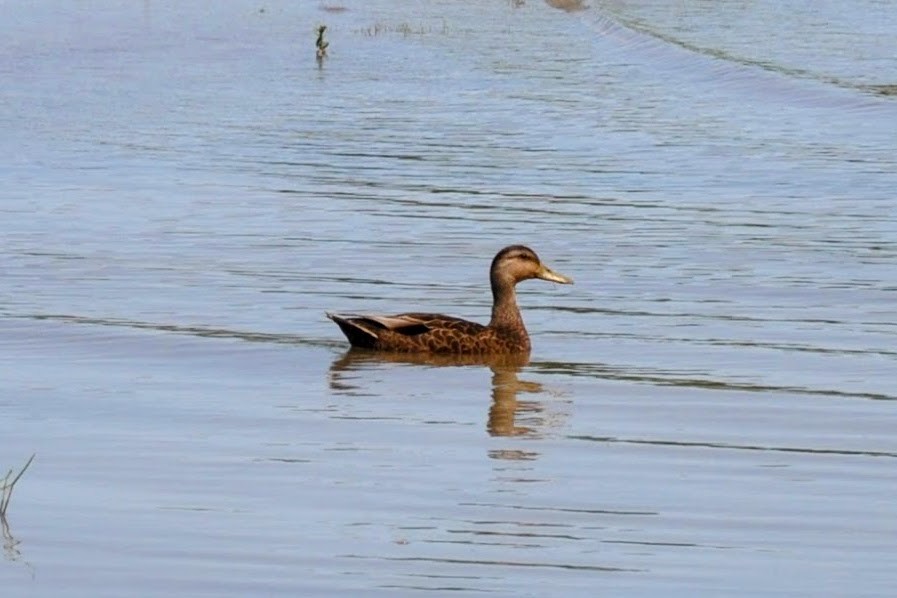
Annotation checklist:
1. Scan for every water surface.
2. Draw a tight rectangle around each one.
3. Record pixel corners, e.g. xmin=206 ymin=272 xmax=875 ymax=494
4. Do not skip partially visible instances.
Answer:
xmin=2 ymin=1 xmax=896 ymax=596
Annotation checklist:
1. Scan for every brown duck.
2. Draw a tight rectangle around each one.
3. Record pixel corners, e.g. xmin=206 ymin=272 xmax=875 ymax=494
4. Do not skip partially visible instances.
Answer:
xmin=327 ymin=245 xmax=573 ymax=354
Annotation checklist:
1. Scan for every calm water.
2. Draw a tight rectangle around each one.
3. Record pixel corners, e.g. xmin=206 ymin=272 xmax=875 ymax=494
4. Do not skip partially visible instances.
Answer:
xmin=2 ymin=0 xmax=896 ymax=596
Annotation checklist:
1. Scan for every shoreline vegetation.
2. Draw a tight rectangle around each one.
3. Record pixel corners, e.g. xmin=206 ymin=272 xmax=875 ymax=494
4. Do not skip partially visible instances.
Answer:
xmin=355 ymin=21 xmax=452 ymax=37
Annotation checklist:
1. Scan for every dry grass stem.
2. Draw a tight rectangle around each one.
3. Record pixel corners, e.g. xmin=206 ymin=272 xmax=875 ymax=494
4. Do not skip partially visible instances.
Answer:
xmin=0 ymin=454 xmax=35 ymax=517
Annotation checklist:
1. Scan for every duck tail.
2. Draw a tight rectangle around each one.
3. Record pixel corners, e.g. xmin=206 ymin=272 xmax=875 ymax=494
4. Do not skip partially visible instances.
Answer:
xmin=326 ymin=313 xmax=379 ymax=348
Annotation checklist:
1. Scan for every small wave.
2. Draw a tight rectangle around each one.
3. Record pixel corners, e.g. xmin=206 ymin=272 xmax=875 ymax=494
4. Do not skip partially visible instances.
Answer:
xmin=569 ymin=434 xmax=897 ymax=459
xmin=531 ymin=359 xmax=896 ymax=402
xmin=573 ymin=6 xmax=896 ymax=109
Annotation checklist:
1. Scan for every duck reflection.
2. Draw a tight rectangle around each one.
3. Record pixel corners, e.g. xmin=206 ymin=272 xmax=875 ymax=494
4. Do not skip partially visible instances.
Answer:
xmin=328 ymin=350 xmax=549 ymax=438
xmin=485 ymin=358 xmax=545 ymax=438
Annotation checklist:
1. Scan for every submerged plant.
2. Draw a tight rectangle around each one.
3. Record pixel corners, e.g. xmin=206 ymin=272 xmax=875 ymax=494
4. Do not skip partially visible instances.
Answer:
xmin=0 ymin=454 xmax=35 ymax=518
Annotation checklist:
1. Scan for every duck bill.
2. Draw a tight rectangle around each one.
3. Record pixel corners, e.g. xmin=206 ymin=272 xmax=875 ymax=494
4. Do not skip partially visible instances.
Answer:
xmin=537 ymin=264 xmax=574 ymax=284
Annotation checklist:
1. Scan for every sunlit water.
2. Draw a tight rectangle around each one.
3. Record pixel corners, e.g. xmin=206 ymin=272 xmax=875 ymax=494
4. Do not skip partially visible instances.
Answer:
xmin=2 ymin=1 xmax=896 ymax=596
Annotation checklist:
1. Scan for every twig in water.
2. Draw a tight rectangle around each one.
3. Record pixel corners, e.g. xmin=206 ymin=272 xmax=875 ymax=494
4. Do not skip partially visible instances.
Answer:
xmin=0 ymin=454 xmax=35 ymax=518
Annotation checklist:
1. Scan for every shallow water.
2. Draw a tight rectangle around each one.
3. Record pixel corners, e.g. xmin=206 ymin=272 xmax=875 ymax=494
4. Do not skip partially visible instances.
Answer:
xmin=2 ymin=1 xmax=896 ymax=596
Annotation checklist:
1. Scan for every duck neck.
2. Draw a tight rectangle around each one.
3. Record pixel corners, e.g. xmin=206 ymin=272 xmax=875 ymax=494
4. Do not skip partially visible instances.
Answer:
xmin=489 ymin=276 xmax=527 ymax=334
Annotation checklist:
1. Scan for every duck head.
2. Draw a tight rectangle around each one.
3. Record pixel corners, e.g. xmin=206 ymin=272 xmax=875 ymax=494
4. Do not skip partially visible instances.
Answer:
xmin=490 ymin=245 xmax=573 ymax=287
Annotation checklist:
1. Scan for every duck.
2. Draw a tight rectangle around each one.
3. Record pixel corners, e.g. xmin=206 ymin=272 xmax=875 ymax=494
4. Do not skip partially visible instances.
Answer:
xmin=327 ymin=245 xmax=573 ymax=354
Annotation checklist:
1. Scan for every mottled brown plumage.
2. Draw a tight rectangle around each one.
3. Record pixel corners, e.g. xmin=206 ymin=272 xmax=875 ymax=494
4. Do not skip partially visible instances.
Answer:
xmin=327 ymin=245 xmax=573 ymax=354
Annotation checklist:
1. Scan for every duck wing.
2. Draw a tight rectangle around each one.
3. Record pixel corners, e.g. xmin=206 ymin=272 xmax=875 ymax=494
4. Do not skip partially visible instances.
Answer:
xmin=385 ymin=313 xmax=487 ymax=335
xmin=328 ymin=312 xmax=484 ymax=335
xmin=326 ymin=312 xmax=487 ymax=350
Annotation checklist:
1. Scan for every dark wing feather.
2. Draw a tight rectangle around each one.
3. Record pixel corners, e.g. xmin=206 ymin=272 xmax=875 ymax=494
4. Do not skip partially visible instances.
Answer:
xmin=327 ymin=311 xmax=493 ymax=352
xmin=394 ymin=313 xmax=488 ymax=335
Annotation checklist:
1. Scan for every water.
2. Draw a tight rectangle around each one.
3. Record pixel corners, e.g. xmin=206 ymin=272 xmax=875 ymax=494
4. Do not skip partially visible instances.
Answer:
xmin=2 ymin=0 xmax=896 ymax=595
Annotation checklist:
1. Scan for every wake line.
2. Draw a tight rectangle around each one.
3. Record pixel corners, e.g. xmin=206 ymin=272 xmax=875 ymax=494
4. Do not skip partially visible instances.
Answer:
xmin=15 ymin=313 xmax=343 ymax=349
